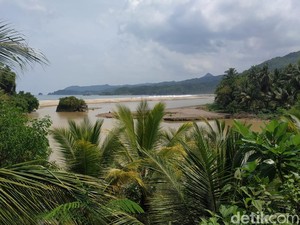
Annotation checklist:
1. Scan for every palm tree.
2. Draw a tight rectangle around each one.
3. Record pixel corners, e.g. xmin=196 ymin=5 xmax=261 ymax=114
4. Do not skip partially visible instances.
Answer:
xmin=149 ymin=120 xmax=244 ymax=225
xmin=111 ymin=101 xmax=165 ymax=203
xmin=0 ymin=22 xmax=48 ymax=69
xmin=51 ymin=117 xmax=121 ymax=177
xmin=111 ymin=101 xmax=197 ymax=224
xmin=181 ymin=121 xmax=243 ymax=215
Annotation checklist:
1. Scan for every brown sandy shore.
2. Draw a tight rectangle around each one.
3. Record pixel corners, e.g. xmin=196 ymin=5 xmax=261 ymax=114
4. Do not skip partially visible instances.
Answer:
xmin=38 ymin=95 xmax=212 ymax=108
xmin=39 ymin=95 xmax=257 ymax=121
xmin=97 ymin=105 xmax=229 ymax=121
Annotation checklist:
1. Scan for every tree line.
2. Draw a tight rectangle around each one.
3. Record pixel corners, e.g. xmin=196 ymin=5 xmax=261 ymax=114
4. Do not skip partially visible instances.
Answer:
xmin=0 ymin=65 xmax=39 ymax=112
xmin=214 ymin=63 xmax=300 ymax=114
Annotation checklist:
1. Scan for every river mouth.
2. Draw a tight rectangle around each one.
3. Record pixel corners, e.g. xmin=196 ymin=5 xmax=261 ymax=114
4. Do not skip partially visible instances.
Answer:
xmin=29 ymin=95 xmax=264 ymax=164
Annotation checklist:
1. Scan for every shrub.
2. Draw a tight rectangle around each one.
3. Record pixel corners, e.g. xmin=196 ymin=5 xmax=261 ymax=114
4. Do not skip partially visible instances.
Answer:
xmin=0 ymin=103 xmax=51 ymax=166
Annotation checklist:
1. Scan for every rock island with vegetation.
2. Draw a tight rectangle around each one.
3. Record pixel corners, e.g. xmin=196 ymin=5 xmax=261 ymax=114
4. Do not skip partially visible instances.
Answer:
xmin=56 ymin=96 xmax=88 ymax=112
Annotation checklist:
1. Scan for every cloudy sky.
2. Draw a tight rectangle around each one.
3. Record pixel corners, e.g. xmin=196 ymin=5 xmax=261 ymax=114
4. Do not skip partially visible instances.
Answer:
xmin=1 ymin=0 xmax=300 ymax=94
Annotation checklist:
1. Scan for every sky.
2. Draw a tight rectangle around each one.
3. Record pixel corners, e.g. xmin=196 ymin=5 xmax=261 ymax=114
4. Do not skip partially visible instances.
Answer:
xmin=1 ymin=0 xmax=300 ymax=94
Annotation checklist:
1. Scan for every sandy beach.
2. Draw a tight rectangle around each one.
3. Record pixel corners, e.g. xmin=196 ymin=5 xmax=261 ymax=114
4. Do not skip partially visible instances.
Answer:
xmin=38 ymin=95 xmax=232 ymax=121
xmin=39 ymin=95 xmax=214 ymax=108
xmin=38 ymin=95 xmax=260 ymax=122
xmin=97 ymin=105 xmax=228 ymax=121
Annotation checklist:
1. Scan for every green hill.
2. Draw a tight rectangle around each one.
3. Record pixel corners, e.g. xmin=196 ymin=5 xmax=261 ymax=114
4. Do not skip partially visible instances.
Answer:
xmin=49 ymin=73 xmax=223 ymax=95
xmin=256 ymin=51 xmax=300 ymax=71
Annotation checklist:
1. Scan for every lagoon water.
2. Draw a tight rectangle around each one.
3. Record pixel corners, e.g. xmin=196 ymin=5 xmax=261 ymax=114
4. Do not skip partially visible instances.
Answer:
xmin=32 ymin=94 xmax=215 ymax=163
xmin=31 ymin=94 xmax=264 ymax=163
xmin=33 ymin=94 xmax=215 ymax=128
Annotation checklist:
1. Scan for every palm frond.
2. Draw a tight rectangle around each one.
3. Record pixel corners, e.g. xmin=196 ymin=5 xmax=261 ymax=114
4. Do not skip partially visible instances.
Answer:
xmin=51 ymin=127 xmax=76 ymax=167
xmin=0 ymin=161 xmax=111 ymax=224
xmin=52 ymin=118 xmax=104 ymax=177
xmin=161 ymin=122 xmax=193 ymax=147
xmin=71 ymin=140 xmax=101 ymax=177
xmin=108 ymin=198 xmax=144 ymax=214
xmin=178 ymin=122 xmax=242 ymax=222
xmin=114 ymin=104 xmax=138 ymax=158
xmin=0 ymin=22 xmax=48 ymax=69
xmin=141 ymin=101 xmax=165 ymax=150
xmin=99 ymin=128 xmax=125 ymax=176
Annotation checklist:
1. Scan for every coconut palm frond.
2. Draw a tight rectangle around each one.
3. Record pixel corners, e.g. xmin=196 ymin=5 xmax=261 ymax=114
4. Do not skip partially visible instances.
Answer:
xmin=139 ymin=101 xmax=165 ymax=151
xmin=161 ymin=122 xmax=193 ymax=147
xmin=177 ymin=122 xmax=241 ymax=222
xmin=0 ymin=161 xmax=112 ymax=224
xmin=99 ymin=128 xmax=124 ymax=175
xmin=52 ymin=118 xmax=104 ymax=177
xmin=50 ymin=127 xmax=76 ymax=167
xmin=70 ymin=140 xmax=101 ymax=177
xmin=114 ymin=104 xmax=138 ymax=156
xmin=0 ymin=23 xmax=48 ymax=69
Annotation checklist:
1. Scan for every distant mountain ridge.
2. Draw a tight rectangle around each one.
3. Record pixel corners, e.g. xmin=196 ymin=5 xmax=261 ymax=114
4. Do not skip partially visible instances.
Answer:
xmin=255 ymin=50 xmax=300 ymax=71
xmin=49 ymin=50 xmax=300 ymax=96
xmin=49 ymin=73 xmax=223 ymax=95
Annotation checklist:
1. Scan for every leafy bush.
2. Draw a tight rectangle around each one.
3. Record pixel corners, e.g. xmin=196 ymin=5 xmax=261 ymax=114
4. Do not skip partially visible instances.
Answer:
xmin=56 ymin=96 xmax=87 ymax=112
xmin=12 ymin=91 xmax=39 ymax=112
xmin=0 ymin=103 xmax=51 ymax=167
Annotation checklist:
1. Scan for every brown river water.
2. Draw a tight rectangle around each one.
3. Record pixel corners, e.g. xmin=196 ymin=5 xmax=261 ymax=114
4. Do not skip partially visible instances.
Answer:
xmin=29 ymin=96 xmax=264 ymax=163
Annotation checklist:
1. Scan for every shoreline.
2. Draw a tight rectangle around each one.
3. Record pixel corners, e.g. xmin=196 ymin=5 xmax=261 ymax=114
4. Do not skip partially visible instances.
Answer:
xmin=97 ymin=105 xmax=228 ymax=121
xmin=38 ymin=95 xmax=261 ymax=122
xmin=38 ymin=94 xmax=214 ymax=108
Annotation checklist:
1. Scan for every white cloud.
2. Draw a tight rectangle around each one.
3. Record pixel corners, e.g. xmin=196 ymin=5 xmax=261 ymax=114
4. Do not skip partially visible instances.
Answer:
xmin=1 ymin=0 xmax=300 ymax=93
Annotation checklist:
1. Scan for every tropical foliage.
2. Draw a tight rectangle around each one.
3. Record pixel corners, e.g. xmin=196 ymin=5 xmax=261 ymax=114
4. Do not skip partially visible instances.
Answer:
xmin=51 ymin=118 xmax=120 ymax=177
xmin=0 ymin=22 xmax=47 ymax=69
xmin=215 ymin=62 xmax=300 ymax=113
xmin=0 ymin=65 xmax=39 ymax=112
xmin=0 ymin=102 xmax=51 ymax=167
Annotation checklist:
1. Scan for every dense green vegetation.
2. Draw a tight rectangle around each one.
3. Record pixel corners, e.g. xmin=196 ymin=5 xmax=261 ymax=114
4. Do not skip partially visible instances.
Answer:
xmin=0 ymin=65 xmax=39 ymax=112
xmin=56 ymin=96 xmax=88 ymax=112
xmin=50 ymin=101 xmax=300 ymax=224
xmin=0 ymin=103 xmax=51 ymax=166
xmin=214 ymin=62 xmax=300 ymax=114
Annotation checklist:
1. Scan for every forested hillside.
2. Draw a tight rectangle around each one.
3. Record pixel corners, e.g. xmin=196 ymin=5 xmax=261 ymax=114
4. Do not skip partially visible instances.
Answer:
xmin=49 ymin=73 xmax=223 ymax=95
xmin=256 ymin=51 xmax=300 ymax=71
